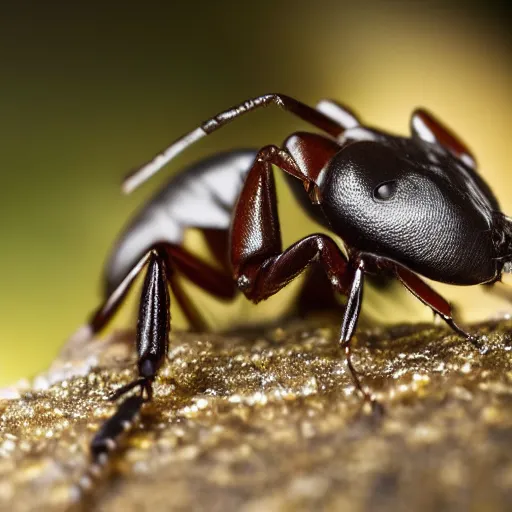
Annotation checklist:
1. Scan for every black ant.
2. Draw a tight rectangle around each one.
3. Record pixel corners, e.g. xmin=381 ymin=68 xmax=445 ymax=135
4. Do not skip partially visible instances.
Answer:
xmin=69 ymin=94 xmax=511 ymax=477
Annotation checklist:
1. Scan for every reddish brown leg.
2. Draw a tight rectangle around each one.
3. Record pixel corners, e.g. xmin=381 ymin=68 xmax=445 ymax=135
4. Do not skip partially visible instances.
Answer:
xmin=123 ymin=93 xmax=346 ymax=193
xmin=167 ymin=275 xmax=209 ymax=332
xmin=238 ymin=234 xmax=350 ymax=301
xmin=164 ymin=241 xmax=236 ymax=331
xmin=159 ymin=243 xmax=236 ymax=331
xmin=203 ymin=228 xmax=232 ymax=274
xmin=231 ymin=145 xmax=373 ymax=402
xmin=395 ymin=264 xmax=488 ymax=353
xmin=165 ymin=244 xmax=236 ymax=300
xmin=239 ymin=235 xmax=372 ymax=402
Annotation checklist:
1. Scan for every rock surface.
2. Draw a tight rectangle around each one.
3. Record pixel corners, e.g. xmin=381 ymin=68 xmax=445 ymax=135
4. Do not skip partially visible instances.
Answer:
xmin=1 ymin=318 xmax=512 ymax=511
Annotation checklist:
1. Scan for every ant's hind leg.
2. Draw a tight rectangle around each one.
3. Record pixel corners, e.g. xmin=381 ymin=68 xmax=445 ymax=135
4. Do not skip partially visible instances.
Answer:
xmin=82 ymin=250 xmax=169 ymax=486
xmin=83 ymin=394 xmax=145 ymax=487
xmin=108 ymin=250 xmax=170 ymax=402
xmin=79 ymin=394 xmax=146 ymax=493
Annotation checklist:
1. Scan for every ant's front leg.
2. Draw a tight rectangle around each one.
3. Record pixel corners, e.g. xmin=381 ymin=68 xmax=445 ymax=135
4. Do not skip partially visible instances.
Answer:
xmin=395 ymin=264 xmax=489 ymax=354
xmin=338 ymin=259 xmax=370 ymax=400
xmin=231 ymin=145 xmax=374 ymax=404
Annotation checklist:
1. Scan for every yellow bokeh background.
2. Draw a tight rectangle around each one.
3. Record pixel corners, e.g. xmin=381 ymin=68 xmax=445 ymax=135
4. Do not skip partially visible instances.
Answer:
xmin=1 ymin=2 xmax=511 ymax=385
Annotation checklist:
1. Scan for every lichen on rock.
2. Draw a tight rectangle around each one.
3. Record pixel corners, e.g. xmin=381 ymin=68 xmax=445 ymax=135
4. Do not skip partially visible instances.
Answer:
xmin=1 ymin=318 xmax=512 ymax=511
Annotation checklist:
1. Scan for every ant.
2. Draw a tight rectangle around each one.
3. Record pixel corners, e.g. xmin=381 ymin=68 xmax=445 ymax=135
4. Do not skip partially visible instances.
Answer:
xmin=68 ymin=94 xmax=511 ymax=476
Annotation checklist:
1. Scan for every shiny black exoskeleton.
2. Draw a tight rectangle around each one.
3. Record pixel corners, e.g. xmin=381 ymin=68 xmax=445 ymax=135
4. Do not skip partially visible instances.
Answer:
xmin=319 ymin=135 xmax=501 ymax=285
xmin=69 ymin=94 xmax=511 ymax=476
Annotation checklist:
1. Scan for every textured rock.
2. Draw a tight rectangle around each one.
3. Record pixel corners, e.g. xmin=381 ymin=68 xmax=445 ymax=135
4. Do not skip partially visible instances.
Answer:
xmin=1 ymin=318 xmax=512 ymax=511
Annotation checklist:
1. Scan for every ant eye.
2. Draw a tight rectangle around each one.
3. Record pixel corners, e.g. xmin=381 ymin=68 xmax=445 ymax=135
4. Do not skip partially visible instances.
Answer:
xmin=373 ymin=181 xmax=397 ymax=201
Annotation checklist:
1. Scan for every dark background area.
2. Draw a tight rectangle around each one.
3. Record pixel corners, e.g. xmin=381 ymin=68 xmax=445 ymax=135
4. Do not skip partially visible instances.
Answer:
xmin=1 ymin=1 xmax=511 ymax=384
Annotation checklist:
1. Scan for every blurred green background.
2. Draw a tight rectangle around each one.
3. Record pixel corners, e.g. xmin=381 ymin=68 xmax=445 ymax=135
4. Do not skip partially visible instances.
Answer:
xmin=1 ymin=1 xmax=511 ymax=385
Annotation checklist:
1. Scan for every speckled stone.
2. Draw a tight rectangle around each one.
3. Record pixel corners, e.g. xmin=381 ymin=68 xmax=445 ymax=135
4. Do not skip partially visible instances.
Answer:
xmin=1 ymin=318 xmax=512 ymax=511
